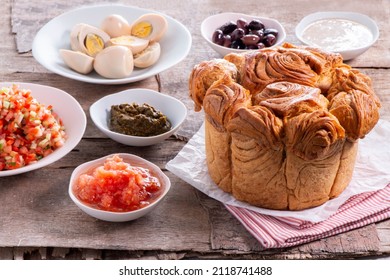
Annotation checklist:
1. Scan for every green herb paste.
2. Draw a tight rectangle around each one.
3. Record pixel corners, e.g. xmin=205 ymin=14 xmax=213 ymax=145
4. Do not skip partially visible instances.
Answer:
xmin=110 ymin=103 xmax=171 ymax=137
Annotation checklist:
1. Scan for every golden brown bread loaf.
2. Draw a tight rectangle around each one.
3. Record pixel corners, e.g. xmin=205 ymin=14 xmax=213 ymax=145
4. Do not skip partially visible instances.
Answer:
xmin=189 ymin=43 xmax=381 ymax=210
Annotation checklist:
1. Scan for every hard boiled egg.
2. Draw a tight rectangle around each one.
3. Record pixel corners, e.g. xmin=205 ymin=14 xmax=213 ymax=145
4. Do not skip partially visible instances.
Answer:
xmin=94 ymin=45 xmax=134 ymax=79
xmin=70 ymin=23 xmax=85 ymax=52
xmin=107 ymin=35 xmax=149 ymax=55
xmin=70 ymin=23 xmax=110 ymax=57
xmin=59 ymin=49 xmax=94 ymax=74
xmin=130 ymin=13 xmax=168 ymax=42
xmin=134 ymin=42 xmax=161 ymax=68
xmin=101 ymin=14 xmax=131 ymax=38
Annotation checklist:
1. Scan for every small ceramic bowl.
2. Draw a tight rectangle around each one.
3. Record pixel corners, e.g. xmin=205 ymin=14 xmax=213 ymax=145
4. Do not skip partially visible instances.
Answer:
xmin=90 ymin=88 xmax=187 ymax=146
xmin=69 ymin=153 xmax=171 ymax=222
xmin=201 ymin=12 xmax=286 ymax=57
xmin=295 ymin=12 xmax=379 ymax=60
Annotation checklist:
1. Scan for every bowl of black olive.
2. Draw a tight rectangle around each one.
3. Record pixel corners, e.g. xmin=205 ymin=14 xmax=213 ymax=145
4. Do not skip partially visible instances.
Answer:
xmin=90 ymin=88 xmax=187 ymax=146
xmin=201 ymin=12 xmax=286 ymax=57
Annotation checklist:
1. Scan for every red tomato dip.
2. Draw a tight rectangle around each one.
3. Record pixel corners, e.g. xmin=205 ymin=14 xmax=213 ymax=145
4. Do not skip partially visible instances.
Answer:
xmin=74 ymin=155 xmax=162 ymax=212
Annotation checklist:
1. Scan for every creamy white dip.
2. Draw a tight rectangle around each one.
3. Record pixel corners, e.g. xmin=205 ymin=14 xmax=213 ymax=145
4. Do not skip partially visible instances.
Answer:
xmin=301 ymin=18 xmax=373 ymax=51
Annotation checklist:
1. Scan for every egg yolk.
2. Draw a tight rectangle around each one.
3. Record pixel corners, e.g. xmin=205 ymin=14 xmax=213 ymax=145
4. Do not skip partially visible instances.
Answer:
xmin=84 ymin=34 xmax=105 ymax=56
xmin=131 ymin=21 xmax=153 ymax=38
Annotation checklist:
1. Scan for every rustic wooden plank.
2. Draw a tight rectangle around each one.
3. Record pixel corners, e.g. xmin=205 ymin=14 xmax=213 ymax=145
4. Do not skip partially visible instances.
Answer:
xmin=12 ymin=248 xmax=25 ymax=260
xmin=0 ymin=140 xmax=212 ymax=252
xmin=290 ymin=224 xmax=380 ymax=257
xmin=377 ymin=219 xmax=390 ymax=252
xmin=197 ymin=191 xmax=264 ymax=252
xmin=51 ymin=247 xmax=71 ymax=259
xmin=82 ymin=249 xmax=102 ymax=260
xmin=10 ymin=0 xmax=390 ymax=66
xmin=44 ymin=137 xmax=186 ymax=169
xmin=10 ymin=247 xmax=47 ymax=260
xmin=0 ymin=248 xmax=14 ymax=260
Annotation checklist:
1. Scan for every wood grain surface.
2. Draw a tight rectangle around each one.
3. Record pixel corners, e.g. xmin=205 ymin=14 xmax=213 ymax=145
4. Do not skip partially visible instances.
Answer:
xmin=0 ymin=0 xmax=389 ymax=259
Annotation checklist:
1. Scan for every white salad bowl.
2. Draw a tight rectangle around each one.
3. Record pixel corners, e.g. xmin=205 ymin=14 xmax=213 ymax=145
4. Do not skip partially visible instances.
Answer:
xmin=201 ymin=12 xmax=286 ymax=57
xmin=69 ymin=153 xmax=171 ymax=222
xmin=295 ymin=12 xmax=379 ymax=60
xmin=89 ymin=88 xmax=187 ymax=146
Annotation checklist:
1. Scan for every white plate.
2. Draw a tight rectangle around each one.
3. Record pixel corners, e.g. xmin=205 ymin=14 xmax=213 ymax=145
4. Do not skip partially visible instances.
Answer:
xmin=0 ymin=82 xmax=86 ymax=177
xmin=32 ymin=4 xmax=192 ymax=85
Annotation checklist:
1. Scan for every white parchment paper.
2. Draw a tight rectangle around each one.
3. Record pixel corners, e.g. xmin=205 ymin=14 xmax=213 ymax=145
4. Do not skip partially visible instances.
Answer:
xmin=166 ymin=119 xmax=390 ymax=223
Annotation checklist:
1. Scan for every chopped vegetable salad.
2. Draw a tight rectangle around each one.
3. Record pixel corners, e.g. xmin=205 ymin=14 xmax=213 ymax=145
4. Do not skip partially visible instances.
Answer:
xmin=0 ymin=84 xmax=66 ymax=170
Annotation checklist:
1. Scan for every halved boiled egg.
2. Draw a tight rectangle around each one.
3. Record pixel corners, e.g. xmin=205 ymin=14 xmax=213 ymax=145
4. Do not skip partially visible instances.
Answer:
xmin=134 ymin=42 xmax=161 ymax=68
xmin=130 ymin=13 xmax=168 ymax=42
xmin=70 ymin=23 xmax=85 ymax=52
xmin=101 ymin=14 xmax=131 ymax=38
xmin=59 ymin=49 xmax=94 ymax=74
xmin=94 ymin=45 xmax=134 ymax=79
xmin=70 ymin=23 xmax=110 ymax=57
xmin=107 ymin=35 xmax=149 ymax=55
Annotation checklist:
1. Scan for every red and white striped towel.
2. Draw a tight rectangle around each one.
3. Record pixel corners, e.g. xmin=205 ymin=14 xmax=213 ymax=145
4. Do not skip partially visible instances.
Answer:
xmin=226 ymin=184 xmax=390 ymax=248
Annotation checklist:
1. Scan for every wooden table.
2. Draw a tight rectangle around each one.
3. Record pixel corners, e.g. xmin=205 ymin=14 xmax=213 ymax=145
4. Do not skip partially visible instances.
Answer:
xmin=1 ymin=0 xmax=389 ymax=260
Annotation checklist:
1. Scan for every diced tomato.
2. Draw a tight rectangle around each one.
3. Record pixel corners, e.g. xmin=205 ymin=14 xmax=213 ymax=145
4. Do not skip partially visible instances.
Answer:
xmin=0 ymin=85 xmax=66 ymax=170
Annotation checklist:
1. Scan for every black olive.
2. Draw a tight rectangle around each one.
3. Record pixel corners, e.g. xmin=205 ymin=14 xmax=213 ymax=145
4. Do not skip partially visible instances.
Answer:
xmin=212 ymin=29 xmax=224 ymax=45
xmin=242 ymin=34 xmax=260 ymax=46
xmin=223 ymin=35 xmax=232 ymax=47
xmin=262 ymin=34 xmax=277 ymax=47
xmin=231 ymin=39 xmax=246 ymax=49
xmin=219 ymin=21 xmax=237 ymax=34
xmin=249 ymin=29 xmax=264 ymax=41
xmin=264 ymin=28 xmax=279 ymax=37
xmin=230 ymin=28 xmax=245 ymax=41
xmin=257 ymin=42 xmax=266 ymax=49
xmin=212 ymin=18 xmax=277 ymax=50
xmin=236 ymin=18 xmax=248 ymax=30
xmin=247 ymin=19 xmax=265 ymax=31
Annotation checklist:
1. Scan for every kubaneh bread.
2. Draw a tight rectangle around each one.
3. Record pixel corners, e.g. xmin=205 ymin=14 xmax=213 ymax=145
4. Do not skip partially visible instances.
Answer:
xmin=189 ymin=43 xmax=381 ymax=210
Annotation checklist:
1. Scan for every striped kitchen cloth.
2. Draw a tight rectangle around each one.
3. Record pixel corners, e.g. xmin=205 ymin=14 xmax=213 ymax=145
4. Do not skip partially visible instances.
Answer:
xmin=225 ymin=183 xmax=390 ymax=248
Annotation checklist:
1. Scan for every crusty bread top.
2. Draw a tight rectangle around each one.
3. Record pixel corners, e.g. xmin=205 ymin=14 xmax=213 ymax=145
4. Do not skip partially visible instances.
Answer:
xmin=189 ymin=43 xmax=381 ymax=160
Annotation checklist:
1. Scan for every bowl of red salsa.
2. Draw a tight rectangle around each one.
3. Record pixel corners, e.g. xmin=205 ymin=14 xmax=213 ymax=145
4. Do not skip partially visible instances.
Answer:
xmin=69 ymin=153 xmax=170 ymax=222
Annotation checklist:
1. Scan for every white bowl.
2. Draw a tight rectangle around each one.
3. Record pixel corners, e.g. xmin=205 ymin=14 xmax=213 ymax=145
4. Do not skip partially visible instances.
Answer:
xmin=89 ymin=88 xmax=187 ymax=146
xmin=295 ymin=12 xmax=379 ymax=60
xmin=69 ymin=153 xmax=171 ymax=222
xmin=201 ymin=12 xmax=286 ymax=57
xmin=32 ymin=4 xmax=192 ymax=85
xmin=0 ymin=82 xmax=86 ymax=177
